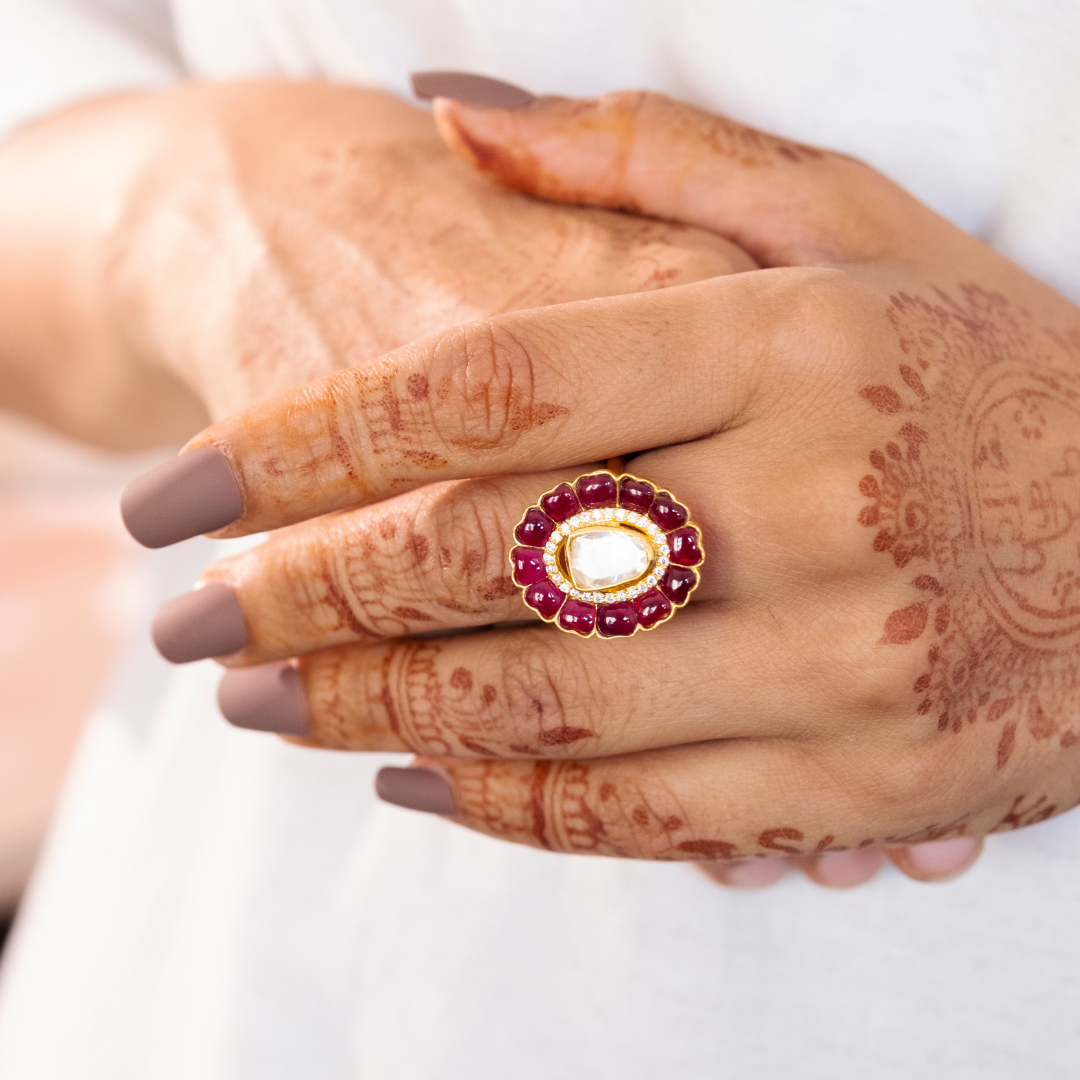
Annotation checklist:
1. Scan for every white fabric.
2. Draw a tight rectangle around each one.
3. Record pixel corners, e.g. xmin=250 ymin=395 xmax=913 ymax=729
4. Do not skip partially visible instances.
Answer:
xmin=1 ymin=2 xmax=1080 ymax=1077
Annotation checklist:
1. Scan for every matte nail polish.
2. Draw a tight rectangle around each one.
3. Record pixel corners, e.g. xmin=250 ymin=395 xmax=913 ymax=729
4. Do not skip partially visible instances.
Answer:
xmin=410 ymin=71 xmax=536 ymax=109
xmin=152 ymin=582 xmax=247 ymax=664
xmin=376 ymin=766 xmax=456 ymax=815
xmin=121 ymin=445 xmax=242 ymax=549
xmin=218 ymin=663 xmax=308 ymax=735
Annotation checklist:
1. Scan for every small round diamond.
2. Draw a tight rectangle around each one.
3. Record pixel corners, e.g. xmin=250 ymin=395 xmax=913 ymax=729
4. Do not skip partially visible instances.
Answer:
xmin=559 ymin=522 xmax=571 ymax=535
xmin=627 ymin=512 xmax=640 ymax=524
xmin=614 ymin=508 xmax=626 ymax=520
xmin=570 ymin=588 xmax=580 ymax=598
xmin=616 ymin=590 xmax=627 ymax=602
xmin=603 ymin=508 xmax=615 ymax=520
xmin=559 ymin=582 xmax=571 ymax=593
xmin=646 ymin=574 xmax=657 ymax=586
xmin=543 ymin=552 xmax=555 ymax=563
xmin=544 ymin=540 xmax=556 ymax=553
xmin=658 ymin=556 xmax=669 ymax=569
xmin=660 ymin=543 xmax=670 ymax=555
xmin=569 ymin=515 xmax=581 ymax=528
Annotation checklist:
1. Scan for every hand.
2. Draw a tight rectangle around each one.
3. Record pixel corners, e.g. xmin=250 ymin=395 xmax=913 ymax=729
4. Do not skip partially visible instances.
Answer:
xmin=130 ymin=89 xmax=1080 ymax=883
xmin=0 ymin=82 xmax=747 ymax=449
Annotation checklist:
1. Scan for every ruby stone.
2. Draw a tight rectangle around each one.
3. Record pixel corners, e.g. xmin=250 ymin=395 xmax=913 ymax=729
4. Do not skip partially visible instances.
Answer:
xmin=635 ymin=589 xmax=672 ymax=628
xmin=660 ymin=566 xmax=698 ymax=605
xmin=597 ymin=601 xmax=638 ymax=637
xmin=669 ymin=527 xmax=703 ymax=566
xmin=558 ymin=598 xmax=596 ymax=636
xmin=618 ymin=476 xmax=654 ymax=513
xmin=511 ymin=546 xmax=547 ymax=586
xmin=576 ymin=472 xmax=618 ymax=509
xmin=514 ymin=507 xmax=555 ymax=546
xmin=525 ymin=579 xmax=566 ymax=619
xmin=649 ymin=492 xmax=688 ymax=530
xmin=540 ymin=483 xmax=580 ymax=523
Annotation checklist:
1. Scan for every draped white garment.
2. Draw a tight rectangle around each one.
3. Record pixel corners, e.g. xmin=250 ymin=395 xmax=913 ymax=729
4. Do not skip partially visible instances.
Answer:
xmin=1 ymin=2 xmax=1079 ymax=1077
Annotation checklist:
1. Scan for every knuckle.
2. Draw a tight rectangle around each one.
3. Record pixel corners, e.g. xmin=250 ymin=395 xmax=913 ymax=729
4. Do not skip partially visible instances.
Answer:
xmin=416 ymin=479 xmax=520 ymax=610
xmin=490 ymin=636 xmax=599 ymax=751
xmin=425 ymin=321 xmax=569 ymax=453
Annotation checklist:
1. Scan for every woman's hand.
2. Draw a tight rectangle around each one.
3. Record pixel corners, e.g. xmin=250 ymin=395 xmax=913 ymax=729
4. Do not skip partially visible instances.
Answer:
xmin=128 ymin=89 xmax=1080 ymax=883
xmin=0 ymin=82 xmax=747 ymax=449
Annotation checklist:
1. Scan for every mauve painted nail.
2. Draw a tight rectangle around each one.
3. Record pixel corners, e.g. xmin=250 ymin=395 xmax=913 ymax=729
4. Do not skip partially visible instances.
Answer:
xmin=411 ymin=71 xmax=536 ymax=109
xmin=218 ymin=663 xmax=308 ymax=736
xmin=121 ymin=446 xmax=242 ymax=549
xmin=152 ymin=582 xmax=247 ymax=664
xmin=376 ymin=766 xmax=456 ymax=815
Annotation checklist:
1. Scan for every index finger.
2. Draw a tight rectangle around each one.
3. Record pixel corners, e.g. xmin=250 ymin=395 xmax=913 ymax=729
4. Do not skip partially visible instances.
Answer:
xmin=121 ymin=269 xmax=808 ymax=546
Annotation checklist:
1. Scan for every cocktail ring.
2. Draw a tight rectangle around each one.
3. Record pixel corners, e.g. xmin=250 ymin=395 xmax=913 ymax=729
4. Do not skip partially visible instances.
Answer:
xmin=509 ymin=472 xmax=703 ymax=638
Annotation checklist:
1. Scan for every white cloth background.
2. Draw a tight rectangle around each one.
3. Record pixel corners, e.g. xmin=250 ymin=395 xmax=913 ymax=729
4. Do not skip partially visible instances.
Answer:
xmin=0 ymin=1 xmax=1079 ymax=1077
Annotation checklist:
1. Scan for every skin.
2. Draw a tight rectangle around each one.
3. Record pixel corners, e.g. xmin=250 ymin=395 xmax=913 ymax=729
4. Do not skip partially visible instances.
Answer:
xmin=0 ymin=82 xmax=1001 ymax=886
xmin=177 ymin=91 xmax=1080 ymax=873
xmin=0 ymin=82 xmax=747 ymax=448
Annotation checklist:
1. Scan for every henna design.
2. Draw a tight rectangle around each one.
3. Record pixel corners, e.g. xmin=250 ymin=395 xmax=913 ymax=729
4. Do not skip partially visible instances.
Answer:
xmin=858 ymin=285 xmax=1080 ymax=765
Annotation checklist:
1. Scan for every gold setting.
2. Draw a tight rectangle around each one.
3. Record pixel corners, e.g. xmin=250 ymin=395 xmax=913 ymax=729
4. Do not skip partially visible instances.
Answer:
xmin=509 ymin=471 xmax=704 ymax=638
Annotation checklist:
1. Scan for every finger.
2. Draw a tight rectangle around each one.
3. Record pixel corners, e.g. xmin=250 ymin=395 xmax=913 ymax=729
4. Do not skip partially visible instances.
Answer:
xmin=795 ymin=848 xmax=886 ymax=888
xmin=218 ymin=603 xmax=811 ymax=757
xmin=120 ymin=268 xmax=805 ymax=544
xmin=372 ymin=740 xmax=954 ymax=862
xmin=697 ymin=858 xmax=791 ymax=889
xmin=886 ymin=836 xmax=983 ymax=882
xmin=433 ymin=90 xmax=948 ymax=267
xmin=155 ymin=461 xmax=714 ymax=664
xmin=155 ymin=412 xmax=864 ymax=668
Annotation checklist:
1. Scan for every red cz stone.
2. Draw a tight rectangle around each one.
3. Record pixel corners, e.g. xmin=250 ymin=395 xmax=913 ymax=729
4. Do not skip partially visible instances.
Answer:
xmin=540 ymin=483 xmax=580 ymax=523
xmin=576 ymin=472 xmax=618 ymax=509
xmin=514 ymin=507 xmax=555 ymax=546
xmin=669 ymin=527 xmax=703 ymax=566
xmin=511 ymin=547 xmax=547 ymax=586
xmin=660 ymin=566 xmax=698 ymax=605
xmin=597 ymin=601 xmax=638 ymax=637
xmin=618 ymin=476 xmax=655 ymax=513
xmin=649 ymin=492 xmax=688 ymax=531
xmin=635 ymin=589 xmax=672 ymax=629
xmin=525 ymin=580 xmax=566 ymax=619
xmin=558 ymin=598 xmax=596 ymax=636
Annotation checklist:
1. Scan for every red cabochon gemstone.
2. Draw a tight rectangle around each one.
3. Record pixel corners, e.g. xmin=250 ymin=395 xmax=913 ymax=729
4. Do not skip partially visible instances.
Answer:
xmin=514 ymin=507 xmax=554 ymax=546
xmin=669 ymin=527 xmax=703 ymax=566
xmin=660 ymin=566 xmax=698 ymax=605
xmin=649 ymin=492 xmax=688 ymax=531
xmin=511 ymin=547 xmax=548 ymax=586
xmin=558 ymin=599 xmax=596 ymax=636
xmin=597 ymin=601 xmax=638 ymax=637
xmin=540 ymin=483 xmax=580 ymax=523
xmin=525 ymin=579 xmax=566 ymax=619
xmin=635 ymin=589 xmax=672 ymax=629
xmin=576 ymin=472 xmax=618 ymax=509
xmin=618 ymin=476 xmax=655 ymax=513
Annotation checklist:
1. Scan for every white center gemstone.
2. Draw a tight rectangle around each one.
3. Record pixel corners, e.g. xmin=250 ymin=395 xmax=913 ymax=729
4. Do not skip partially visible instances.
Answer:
xmin=567 ymin=527 xmax=650 ymax=590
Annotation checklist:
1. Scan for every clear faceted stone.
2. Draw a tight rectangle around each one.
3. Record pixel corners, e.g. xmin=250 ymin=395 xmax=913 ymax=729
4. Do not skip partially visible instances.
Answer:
xmin=559 ymin=582 xmax=571 ymax=593
xmin=567 ymin=527 xmax=651 ymax=591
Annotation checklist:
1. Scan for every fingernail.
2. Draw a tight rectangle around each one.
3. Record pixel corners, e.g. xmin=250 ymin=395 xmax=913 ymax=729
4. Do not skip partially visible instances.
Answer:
xmin=121 ymin=446 xmax=242 ymax=548
xmin=904 ymin=836 xmax=981 ymax=879
xmin=152 ymin=582 xmax=247 ymax=664
xmin=813 ymin=848 xmax=885 ymax=888
xmin=411 ymin=71 xmax=536 ymax=109
xmin=218 ymin=662 xmax=308 ymax=735
xmin=699 ymin=857 xmax=790 ymax=889
xmin=376 ymin=766 xmax=456 ymax=815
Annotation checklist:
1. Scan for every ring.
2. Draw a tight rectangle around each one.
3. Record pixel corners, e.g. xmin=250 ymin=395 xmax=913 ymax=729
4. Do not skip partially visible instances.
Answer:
xmin=509 ymin=472 xmax=703 ymax=638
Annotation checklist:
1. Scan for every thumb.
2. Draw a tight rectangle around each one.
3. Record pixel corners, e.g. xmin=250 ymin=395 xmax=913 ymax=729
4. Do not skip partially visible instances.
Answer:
xmin=432 ymin=87 xmax=938 ymax=269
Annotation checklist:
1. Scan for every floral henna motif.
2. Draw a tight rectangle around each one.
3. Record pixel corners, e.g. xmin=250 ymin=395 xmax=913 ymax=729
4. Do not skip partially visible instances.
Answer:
xmin=859 ymin=284 xmax=1080 ymax=766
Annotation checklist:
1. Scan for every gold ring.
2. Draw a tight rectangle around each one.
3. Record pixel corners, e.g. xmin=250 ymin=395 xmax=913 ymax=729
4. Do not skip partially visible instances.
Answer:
xmin=509 ymin=472 xmax=703 ymax=638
